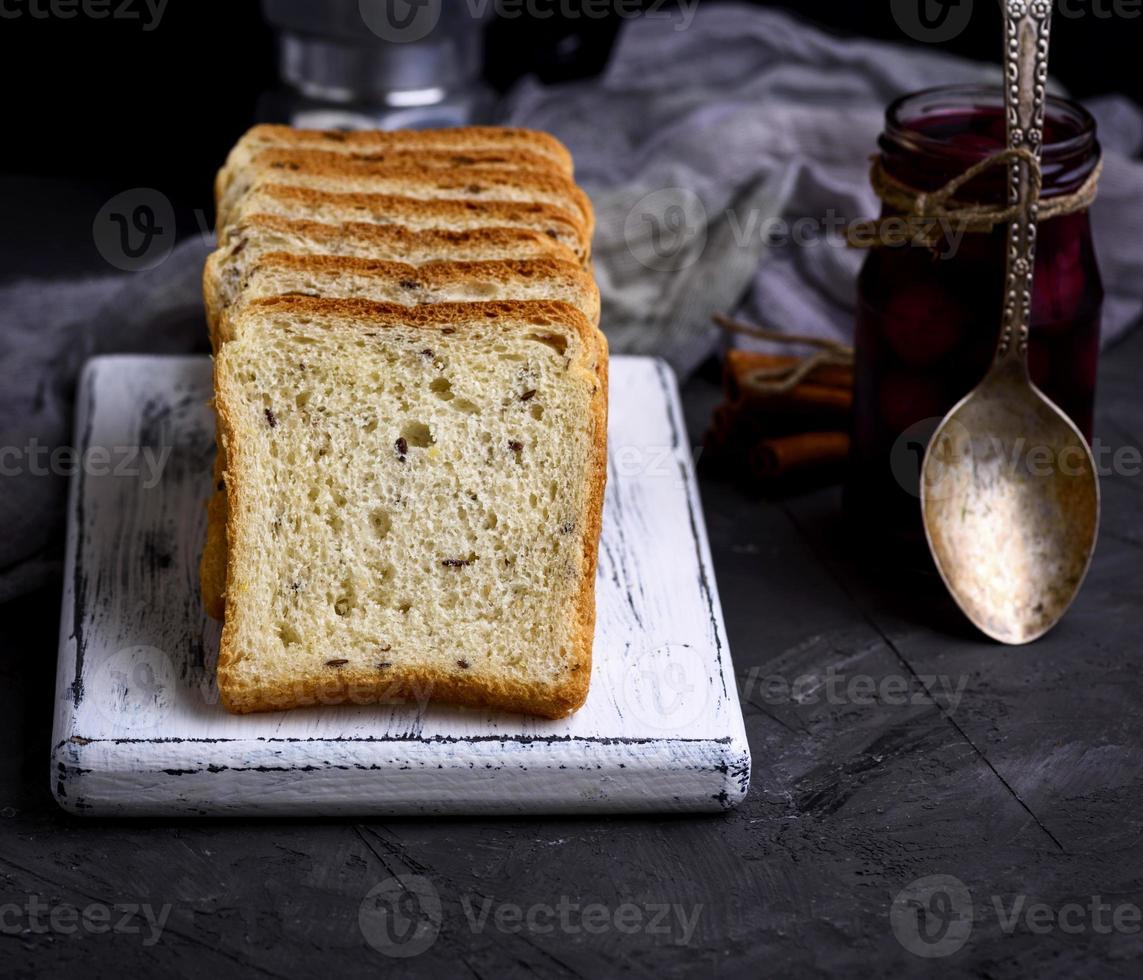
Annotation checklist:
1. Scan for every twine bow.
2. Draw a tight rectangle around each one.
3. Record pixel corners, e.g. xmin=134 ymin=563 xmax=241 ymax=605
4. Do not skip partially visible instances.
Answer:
xmin=846 ymin=148 xmax=1101 ymax=248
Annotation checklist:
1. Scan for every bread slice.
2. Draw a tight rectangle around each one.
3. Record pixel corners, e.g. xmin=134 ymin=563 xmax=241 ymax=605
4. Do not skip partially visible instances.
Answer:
xmin=214 ymin=296 xmax=607 ymax=717
xmin=216 ymin=162 xmax=594 ymax=237
xmin=218 ymin=214 xmax=576 ymax=267
xmin=228 ymin=185 xmax=591 ymax=263
xmin=210 ymin=254 xmax=601 ymax=342
xmin=199 ymin=254 xmax=603 ymax=618
xmin=216 ymin=125 xmax=574 ymax=202
xmin=217 ymin=146 xmax=569 ymax=214
xmin=236 ymin=145 xmax=567 ymax=179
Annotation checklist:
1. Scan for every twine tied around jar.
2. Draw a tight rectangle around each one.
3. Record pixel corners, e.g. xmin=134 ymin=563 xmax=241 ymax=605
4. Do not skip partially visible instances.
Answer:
xmin=845 ymin=146 xmax=1102 ymax=248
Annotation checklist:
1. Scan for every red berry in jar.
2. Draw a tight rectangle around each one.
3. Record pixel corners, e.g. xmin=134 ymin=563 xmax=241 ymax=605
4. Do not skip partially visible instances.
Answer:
xmin=1032 ymin=219 xmax=1087 ymax=332
xmin=880 ymin=279 xmax=969 ymax=368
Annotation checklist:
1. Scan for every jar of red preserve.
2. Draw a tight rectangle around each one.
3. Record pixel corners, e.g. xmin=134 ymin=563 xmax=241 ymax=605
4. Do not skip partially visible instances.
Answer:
xmin=846 ymin=84 xmax=1103 ymax=556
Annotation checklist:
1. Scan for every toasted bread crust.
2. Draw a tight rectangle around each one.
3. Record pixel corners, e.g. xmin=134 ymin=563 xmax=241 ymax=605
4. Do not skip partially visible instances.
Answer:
xmin=241 ymin=146 xmax=569 ymax=180
xmin=218 ymin=125 xmax=574 ymax=190
xmin=215 ymin=298 xmax=606 ymax=718
xmin=221 ymin=213 xmax=577 ymax=261
xmin=218 ymin=253 xmax=599 ymax=333
xmin=204 ymin=219 xmax=582 ymax=336
xmin=199 ymin=462 xmax=229 ymax=621
xmin=219 ymin=156 xmax=594 ymax=231
xmin=232 ymin=184 xmax=591 ymax=262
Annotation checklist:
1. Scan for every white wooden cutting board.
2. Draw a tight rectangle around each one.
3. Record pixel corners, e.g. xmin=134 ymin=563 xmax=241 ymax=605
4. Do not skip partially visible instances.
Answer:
xmin=51 ymin=355 xmax=750 ymax=816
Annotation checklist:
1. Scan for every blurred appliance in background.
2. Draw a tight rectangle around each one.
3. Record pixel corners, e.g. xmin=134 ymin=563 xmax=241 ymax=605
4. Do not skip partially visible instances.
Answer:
xmin=260 ymin=0 xmax=495 ymax=130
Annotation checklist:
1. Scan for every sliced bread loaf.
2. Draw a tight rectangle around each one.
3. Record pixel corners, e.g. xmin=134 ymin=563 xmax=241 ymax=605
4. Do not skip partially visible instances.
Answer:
xmin=214 ymin=296 xmax=607 ymax=717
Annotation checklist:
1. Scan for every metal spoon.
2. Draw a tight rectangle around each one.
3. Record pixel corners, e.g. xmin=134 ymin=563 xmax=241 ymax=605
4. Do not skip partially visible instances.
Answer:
xmin=919 ymin=2 xmax=1099 ymax=644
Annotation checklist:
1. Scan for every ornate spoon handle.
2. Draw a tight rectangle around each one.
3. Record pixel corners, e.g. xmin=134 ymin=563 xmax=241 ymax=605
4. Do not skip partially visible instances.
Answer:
xmin=996 ymin=0 xmax=1053 ymax=365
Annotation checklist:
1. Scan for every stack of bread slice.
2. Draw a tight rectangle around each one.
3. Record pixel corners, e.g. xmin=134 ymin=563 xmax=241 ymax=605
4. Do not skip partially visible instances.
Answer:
xmin=203 ymin=125 xmax=607 ymax=719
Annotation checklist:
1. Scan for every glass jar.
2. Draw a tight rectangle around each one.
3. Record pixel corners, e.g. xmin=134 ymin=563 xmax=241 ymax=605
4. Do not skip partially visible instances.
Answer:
xmin=846 ymin=85 xmax=1103 ymax=556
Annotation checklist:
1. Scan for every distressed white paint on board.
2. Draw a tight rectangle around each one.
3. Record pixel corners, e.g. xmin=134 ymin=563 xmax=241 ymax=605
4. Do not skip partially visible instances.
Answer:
xmin=51 ymin=355 xmax=751 ymax=816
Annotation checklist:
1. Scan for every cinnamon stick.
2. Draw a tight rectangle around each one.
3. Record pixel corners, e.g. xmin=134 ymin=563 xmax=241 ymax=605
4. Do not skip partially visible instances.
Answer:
xmin=754 ymin=383 xmax=853 ymax=415
xmin=748 ymin=431 xmax=850 ymax=484
xmin=725 ymin=350 xmax=854 ymax=399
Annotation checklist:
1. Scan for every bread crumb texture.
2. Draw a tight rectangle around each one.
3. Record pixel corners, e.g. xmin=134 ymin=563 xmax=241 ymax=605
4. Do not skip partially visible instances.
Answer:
xmin=216 ymin=301 xmax=604 ymax=718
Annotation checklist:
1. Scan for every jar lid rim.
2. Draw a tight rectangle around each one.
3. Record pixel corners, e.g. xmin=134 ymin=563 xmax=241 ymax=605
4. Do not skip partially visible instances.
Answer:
xmin=886 ymin=84 xmax=1096 ymax=158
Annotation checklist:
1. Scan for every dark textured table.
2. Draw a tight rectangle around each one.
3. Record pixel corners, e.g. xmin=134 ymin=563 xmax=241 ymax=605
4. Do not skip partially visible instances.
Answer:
xmin=2 ymin=220 xmax=1142 ymax=977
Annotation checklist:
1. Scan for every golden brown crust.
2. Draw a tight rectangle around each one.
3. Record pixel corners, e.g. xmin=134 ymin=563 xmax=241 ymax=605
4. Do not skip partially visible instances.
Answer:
xmin=204 ymin=217 xmax=582 ymax=338
xmin=216 ymin=661 xmax=586 ymax=718
xmin=222 ymin=156 xmax=594 ymax=228
xmin=567 ymin=327 xmax=609 ymax=712
xmin=221 ymin=213 xmax=577 ymax=262
xmin=236 ymin=294 xmax=598 ymax=329
xmin=199 ymin=464 xmax=228 ymax=621
xmin=229 ymin=253 xmax=600 ymax=328
xmin=241 ymin=146 xmax=569 ymax=181
xmin=215 ymin=297 xmax=606 ymax=718
xmin=203 ymin=251 xmax=225 ymax=341
xmin=255 ymin=250 xmax=587 ymax=279
xmin=225 ymin=124 xmax=574 ymax=177
xmin=232 ymin=184 xmax=591 ymax=262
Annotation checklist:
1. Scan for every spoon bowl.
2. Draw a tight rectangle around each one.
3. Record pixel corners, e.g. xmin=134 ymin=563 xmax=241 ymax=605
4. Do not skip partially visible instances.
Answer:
xmin=921 ymin=360 xmax=1099 ymax=643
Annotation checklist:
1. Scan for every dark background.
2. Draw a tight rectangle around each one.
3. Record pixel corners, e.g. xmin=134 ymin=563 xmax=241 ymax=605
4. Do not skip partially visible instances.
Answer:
xmin=0 ymin=0 xmax=1138 ymax=226
xmin=2 ymin=5 xmax=1142 ymax=977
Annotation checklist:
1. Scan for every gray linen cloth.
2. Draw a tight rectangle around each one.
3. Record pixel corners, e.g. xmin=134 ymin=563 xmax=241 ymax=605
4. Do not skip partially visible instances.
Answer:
xmin=0 ymin=237 xmax=212 ymax=602
xmin=3 ymin=4 xmax=1142 ymax=601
